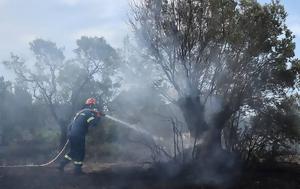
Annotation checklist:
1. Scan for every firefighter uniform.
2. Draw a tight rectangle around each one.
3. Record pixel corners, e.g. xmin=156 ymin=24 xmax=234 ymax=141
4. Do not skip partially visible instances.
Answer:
xmin=59 ymin=107 xmax=101 ymax=174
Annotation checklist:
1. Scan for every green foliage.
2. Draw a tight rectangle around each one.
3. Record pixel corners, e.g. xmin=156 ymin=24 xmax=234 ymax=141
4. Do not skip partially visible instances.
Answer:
xmin=30 ymin=39 xmax=65 ymax=67
xmin=233 ymin=97 xmax=300 ymax=163
xmin=75 ymin=36 xmax=117 ymax=66
xmin=0 ymin=77 xmax=51 ymax=146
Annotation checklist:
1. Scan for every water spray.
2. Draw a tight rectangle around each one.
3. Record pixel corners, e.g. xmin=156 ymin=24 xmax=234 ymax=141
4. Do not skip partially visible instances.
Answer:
xmin=105 ymin=115 xmax=162 ymax=141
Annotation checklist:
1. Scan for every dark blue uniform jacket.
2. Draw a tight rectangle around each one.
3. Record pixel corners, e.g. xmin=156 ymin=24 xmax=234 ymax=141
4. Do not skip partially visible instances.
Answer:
xmin=68 ymin=108 xmax=100 ymax=138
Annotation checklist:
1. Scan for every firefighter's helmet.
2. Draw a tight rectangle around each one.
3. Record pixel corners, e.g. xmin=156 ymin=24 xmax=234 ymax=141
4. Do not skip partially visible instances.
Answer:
xmin=85 ymin=98 xmax=97 ymax=106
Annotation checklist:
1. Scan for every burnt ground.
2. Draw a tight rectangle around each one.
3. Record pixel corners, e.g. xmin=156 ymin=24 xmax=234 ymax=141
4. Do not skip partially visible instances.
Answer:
xmin=0 ymin=162 xmax=300 ymax=189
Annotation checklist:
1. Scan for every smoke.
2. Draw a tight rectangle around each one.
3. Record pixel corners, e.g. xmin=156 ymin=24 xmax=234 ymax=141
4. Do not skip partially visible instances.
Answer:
xmin=97 ymin=32 xmax=241 ymax=187
xmin=104 ymin=2 xmax=245 ymax=184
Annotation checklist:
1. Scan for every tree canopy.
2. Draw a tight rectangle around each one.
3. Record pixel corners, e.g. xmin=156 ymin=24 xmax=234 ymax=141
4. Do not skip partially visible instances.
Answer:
xmin=130 ymin=0 xmax=300 ymax=159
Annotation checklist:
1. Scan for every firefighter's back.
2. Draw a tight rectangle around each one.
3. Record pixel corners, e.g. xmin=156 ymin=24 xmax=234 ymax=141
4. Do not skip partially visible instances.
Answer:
xmin=69 ymin=109 xmax=94 ymax=138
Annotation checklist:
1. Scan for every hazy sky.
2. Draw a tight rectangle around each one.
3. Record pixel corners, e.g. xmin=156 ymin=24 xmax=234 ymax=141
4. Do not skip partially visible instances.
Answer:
xmin=0 ymin=0 xmax=129 ymax=60
xmin=0 ymin=0 xmax=299 ymax=80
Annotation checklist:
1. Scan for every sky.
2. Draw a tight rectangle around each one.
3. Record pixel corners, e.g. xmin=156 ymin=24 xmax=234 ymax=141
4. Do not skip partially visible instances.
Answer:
xmin=0 ymin=0 xmax=299 ymax=80
xmin=0 ymin=0 xmax=130 ymax=60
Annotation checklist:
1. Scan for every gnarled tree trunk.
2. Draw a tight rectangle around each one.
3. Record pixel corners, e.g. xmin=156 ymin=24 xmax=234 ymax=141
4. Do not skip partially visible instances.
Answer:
xmin=178 ymin=96 xmax=232 ymax=161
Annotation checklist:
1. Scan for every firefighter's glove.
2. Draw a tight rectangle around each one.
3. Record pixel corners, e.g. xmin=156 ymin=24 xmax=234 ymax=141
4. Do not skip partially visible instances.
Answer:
xmin=98 ymin=111 xmax=106 ymax=117
xmin=93 ymin=109 xmax=105 ymax=117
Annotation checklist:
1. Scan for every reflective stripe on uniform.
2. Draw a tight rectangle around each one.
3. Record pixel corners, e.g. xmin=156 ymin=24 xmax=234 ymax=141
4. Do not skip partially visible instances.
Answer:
xmin=73 ymin=109 xmax=88 ymax=120
xmin=74 ymin=161 xmax=83 ymax=165
xmin=64 ymin=155 xmax=72 ymax=161
xmin=73 ymin=113 xmax=79 ymax=120
xmin=87 ymin=117 xmax=95 ymax=123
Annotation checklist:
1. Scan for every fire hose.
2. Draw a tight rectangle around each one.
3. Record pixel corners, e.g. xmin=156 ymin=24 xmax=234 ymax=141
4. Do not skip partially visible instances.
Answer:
xmin=0 ymin=114 xmax=152 ymax=168
xmin=0 ymin=109 xmax=100 ymax=168
xmin=0 ymin=140 xmax=69 ymax=168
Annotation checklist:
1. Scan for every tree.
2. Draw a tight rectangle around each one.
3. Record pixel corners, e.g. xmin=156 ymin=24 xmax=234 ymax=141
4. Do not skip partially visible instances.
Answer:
xmin=68 ymin=36 xmax=120 ymax=109
xmin=3 ymin=39 xmax=68 ymax=146
xmin=0 ymin=76 xmax=47 ymax=147
xmin=0 ymin=77 xmax=12 ymax=145
xmin=232 ymin=97 xmax=300 ymax=163
xmin=130 ymin=0 xmax=300 ymax=159
xmin=3 ymin=37 xmax=120 ymax=146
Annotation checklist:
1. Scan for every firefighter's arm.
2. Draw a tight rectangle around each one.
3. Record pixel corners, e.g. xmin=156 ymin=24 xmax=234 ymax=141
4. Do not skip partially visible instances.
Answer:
xmin=87 ymin=111 xmax=104 ymax=127
xmin=87 ymin=116 xmax=97 ymax=127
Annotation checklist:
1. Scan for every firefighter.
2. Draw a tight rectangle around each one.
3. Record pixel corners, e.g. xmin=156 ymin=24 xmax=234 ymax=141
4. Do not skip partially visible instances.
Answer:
xmin=58 ymin=98 xmax=105 ymax=174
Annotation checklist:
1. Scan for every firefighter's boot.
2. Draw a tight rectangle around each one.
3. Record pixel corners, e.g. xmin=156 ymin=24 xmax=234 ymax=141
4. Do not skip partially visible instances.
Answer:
xmin=58 ymin=158 xmax=70 ymax=172
xmin=74 ymin=164 xmax=84 ymax=175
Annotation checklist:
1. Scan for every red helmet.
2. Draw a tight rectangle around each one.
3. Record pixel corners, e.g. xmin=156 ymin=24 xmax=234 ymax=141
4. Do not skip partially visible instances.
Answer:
xmin=85 ymin=98 xmax=97 ymax=106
